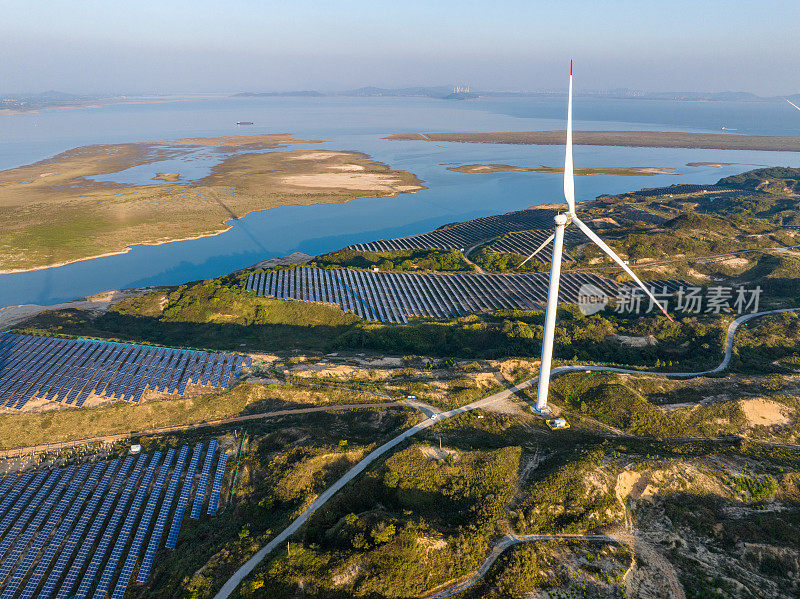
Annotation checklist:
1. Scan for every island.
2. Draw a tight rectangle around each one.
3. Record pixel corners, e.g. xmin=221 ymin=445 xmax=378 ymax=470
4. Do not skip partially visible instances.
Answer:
xmin=447 ymin=163 xmax=676 ymax=176
xmin=0 ymin=134 xmax=424 ymax=273
xmin=386 ymin=130 xmax=800 ymax=151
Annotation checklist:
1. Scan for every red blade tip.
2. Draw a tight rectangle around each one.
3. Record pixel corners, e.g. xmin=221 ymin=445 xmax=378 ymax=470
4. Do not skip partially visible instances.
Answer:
xmin=570 ymin=60 xmax=573 ymax=75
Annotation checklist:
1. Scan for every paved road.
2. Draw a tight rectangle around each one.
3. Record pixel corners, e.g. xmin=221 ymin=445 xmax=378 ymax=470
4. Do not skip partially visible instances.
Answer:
xmin=213 ymin=307 xmax=799 ymax=599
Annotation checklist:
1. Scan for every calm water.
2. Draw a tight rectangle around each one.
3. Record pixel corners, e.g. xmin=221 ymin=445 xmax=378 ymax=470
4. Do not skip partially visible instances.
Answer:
xmin=1 ymin=95 xmax=799 ymax=308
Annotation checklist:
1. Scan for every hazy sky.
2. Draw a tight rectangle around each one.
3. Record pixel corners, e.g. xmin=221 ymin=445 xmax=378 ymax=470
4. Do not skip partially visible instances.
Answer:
xmin=3 ymin=0 xmax=799 ymax=95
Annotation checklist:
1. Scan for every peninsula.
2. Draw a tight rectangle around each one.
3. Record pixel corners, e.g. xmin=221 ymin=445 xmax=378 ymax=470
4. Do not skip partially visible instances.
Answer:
xmin=0 ymin=135 xmax=423 ymax=273
xmin=387 ymin=130 xmax=800 ymax=151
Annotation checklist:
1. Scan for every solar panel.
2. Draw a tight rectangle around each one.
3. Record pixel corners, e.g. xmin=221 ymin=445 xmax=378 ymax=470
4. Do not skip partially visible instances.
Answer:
xmin=1 ymin=335 xmax=246 ymax=411
xmin=14 ymin=461 xmax=106 ymax=599
xmin=190 ymin=440 xmax=217 ymax=518
xmin=41 ymin=458 xmax=125 ymax=599
xmin=55 ymin=455 xmax=138 ymax=599
xmin=0 ymin=473 xmax=33 ymax=527
xmin=0 ymin=464 xmax=90 ymax=595
xmin=73 ymin=452 xmax=150 ymax=599
xmin=165 ymin=443 xmax=203 ymax=549
xmin=0 ymin=470 xmax=48 ymax=537
xmin=110 ymin=448 xmax=175 ymax=599
xmin=137 ymin=445 xmax=189 ymax=583
xmin=207 ymin=450 xmax=228 ymax=516
xmin=0 ymin=468 xmax=64 ymax=564
xmin=91 ymin=452 xmax=163 ymax=599
xmin=0 ymin=466 xmax=77 ymax=588
xmin=0 ymin=475 xmax=16 ymax=501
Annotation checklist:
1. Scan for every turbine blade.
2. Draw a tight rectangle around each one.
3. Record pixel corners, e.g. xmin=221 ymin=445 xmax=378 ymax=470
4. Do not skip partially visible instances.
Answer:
xmin=787 ymin=98 xmax=800 ymax=112
xmin=563 ymin=61 xmax=576 ymax=215
xmin=572 ymin=216 xmax=673 ymax=321
xmin=517 ymin=233 xmax=555 ymax=268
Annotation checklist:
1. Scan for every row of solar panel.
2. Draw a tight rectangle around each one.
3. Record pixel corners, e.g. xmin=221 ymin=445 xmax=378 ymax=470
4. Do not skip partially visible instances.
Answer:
xmin=245 ymin=267 xmax=622 ymax=323
xmin=0 ymin=442 xmax=227 ymax=599
xmin=489 ymin=228 xmax=582 ymax=261
xmin=0 ymin=333 xmax=252 ymax=410
xmin=347 ymin=208 xmax=558 ymax=253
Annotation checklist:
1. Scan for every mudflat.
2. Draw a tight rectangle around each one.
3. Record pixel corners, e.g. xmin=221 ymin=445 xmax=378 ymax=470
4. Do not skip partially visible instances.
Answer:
xmin=387 ymin=130 xmax=800 ymax=151
xmin=0 ymin=135 xmax=423 ymax=273
xmin=447 ymin=164 xmax=676 ymax=176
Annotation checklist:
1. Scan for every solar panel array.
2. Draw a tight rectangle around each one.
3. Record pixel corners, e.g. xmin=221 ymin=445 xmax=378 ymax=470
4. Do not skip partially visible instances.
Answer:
xmin=0 ymin=442 xmax=227 ymax=599
xmin=245 ymin=267 xmax=621 ymax=323
xmin=488 ymin=228 xmax=582 ymax=261
xmin=347 ymin=208 xmax=558 ymax=252
xmin=0 ymin=334 xmax=251 ymax=410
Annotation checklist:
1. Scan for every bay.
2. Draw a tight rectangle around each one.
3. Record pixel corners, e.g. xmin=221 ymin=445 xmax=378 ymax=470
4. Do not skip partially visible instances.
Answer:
xmin=1 ymin=95 xmax=799 ymax=308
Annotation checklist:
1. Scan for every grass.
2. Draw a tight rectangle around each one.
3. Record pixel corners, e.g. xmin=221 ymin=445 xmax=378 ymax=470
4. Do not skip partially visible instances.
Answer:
xmin=0 ymin=380 xmax=401 ymax=450
xmin=126 ymin=408 xmax=421 ymax=599
xmin=0 ymin=139 xmax=422 ymax=272
xmin=239 ymin=443 xmax=522 ymax=598
xmin=19 ymin=283 xmax=734 ymax=370
xmin=309 ymin=248 xmax=473 ymax=272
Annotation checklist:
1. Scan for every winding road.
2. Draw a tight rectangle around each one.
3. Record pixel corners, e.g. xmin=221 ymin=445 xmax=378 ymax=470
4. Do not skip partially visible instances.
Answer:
xmin=213 ymin=307 xmax=798 ymax=599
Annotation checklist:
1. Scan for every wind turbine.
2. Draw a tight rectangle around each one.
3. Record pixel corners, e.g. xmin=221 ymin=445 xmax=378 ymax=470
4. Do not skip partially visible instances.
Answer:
xmin=532 ymin=60 xmax=673 ymax=413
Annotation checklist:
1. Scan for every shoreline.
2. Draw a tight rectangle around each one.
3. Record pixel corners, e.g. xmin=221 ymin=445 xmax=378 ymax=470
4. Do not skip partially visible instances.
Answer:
xmin=386 ymin=130 xmax=800 ymax=152
xmin=0 ymin=227 xmax=230 ymax=276
xmin=0 ymin=97 xmax=200 ymax=117
xmin=447 ymin=163 xmax=677 ymax=176
xmin=0 ymin=181 xmax=424 ymax=276
xmin=0 ymin=139 xmax=424 ymax=275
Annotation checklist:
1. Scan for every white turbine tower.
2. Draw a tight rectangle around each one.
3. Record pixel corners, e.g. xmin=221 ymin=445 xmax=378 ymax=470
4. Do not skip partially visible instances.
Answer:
xmin=533 ymin=60 xmax=673 ymax=413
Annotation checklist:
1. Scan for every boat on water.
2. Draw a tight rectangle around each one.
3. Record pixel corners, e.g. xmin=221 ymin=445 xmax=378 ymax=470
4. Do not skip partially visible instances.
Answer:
xmin=236 ymin=121 xmax=254 ymax=125
xmin=721 ymin=126 xmax=738 ymax=131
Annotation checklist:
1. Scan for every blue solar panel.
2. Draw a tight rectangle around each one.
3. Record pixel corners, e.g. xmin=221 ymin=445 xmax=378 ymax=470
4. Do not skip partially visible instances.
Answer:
xmin=207 ymin=450 xmax=228 ymax=516
xmin=91 ymin=452 xmax=163 ymax=599
xmin=0 ymin=475 xmax=16 ymax=501
xmin=1 ymin=334 xmax=243 ymax=411
xmin=110 ymin=448 xmax=175 ymax=599
xmin=200 ymin=354 xmax=216 ymax=385
xmin=14 ymin=461 xmax=106 ymax=599
xmin=0 ymin=464 xmax=90 ymax=595
xmin=2 ymin=465 xmax=78 ymax=573
xmin=0 ymin=471 xmax=47 ymax=537
xmin=54 ymin=455 xmax=136 ymax=599
xmin=137 ymin=445 xmax=189 ymax=583
xmin=40 ymin=458 xmax=124 ymax=599
xmin=165 ymin=443 xmax=203 ymax=549
xmin=221 ymin=357 xmax=233 ymax=388
xmin=73 ymin=452 xmax=150 ymax=599
xmin=0 ymin=468 xmax=64 ymax=564
xmin=190 ymin=440 xmax=217 ymax=518
xmin=0 ymin=472 xmax=33 ymax=522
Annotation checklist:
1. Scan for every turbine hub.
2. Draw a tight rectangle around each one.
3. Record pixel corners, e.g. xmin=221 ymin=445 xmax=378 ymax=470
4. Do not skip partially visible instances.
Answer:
xmin=554 ymin=213 xmax=569 ymax=226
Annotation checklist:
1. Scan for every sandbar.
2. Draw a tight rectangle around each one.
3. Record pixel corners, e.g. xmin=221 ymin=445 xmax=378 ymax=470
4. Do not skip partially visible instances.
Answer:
xmin=447 ymin=164 xmax=676 ymax=176
xmin=387 ymin=131 xmax=800 ymax=152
